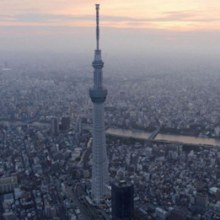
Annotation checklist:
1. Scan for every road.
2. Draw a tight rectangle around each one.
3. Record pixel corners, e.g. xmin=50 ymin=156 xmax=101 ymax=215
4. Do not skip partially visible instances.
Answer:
xmin=66 ymin=181 xmax=108 ymax=220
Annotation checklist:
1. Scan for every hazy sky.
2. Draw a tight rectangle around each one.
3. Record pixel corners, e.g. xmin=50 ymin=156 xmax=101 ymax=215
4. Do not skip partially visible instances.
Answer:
xmin=1 ymin=0 xmax=220 ymax=30
xmin=0 ymin=1 xmax=220 ymax=58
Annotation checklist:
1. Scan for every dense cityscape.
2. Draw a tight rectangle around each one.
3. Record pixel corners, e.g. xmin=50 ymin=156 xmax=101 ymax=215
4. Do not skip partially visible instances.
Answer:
xmin=1 ymin=57 xmax=220 ymax=219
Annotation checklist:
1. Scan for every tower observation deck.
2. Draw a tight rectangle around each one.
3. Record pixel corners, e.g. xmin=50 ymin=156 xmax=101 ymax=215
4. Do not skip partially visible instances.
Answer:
xmin=89 ymin=4 xmax=109 ymax=204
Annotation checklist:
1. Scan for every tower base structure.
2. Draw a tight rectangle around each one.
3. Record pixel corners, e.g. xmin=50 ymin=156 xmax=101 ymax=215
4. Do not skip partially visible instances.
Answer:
xmin=91 ymin=103 xmax=109 ymax=204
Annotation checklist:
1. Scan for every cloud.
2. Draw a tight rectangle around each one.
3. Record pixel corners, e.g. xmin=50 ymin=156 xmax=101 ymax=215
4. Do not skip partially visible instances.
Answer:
xmin=4 ymin=14 xmax=92 ymax=23
xmin=0 ymin=10 xmax=219 ymax=31
xmin=161 ymin=11 xmax=220 ymax=22
xmin=8 ymin=10 xmax=220 ymax=23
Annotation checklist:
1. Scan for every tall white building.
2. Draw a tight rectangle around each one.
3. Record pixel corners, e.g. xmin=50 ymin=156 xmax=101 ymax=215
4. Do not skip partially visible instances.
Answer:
xmin=89 ymin=4 xmax=109 ymax=204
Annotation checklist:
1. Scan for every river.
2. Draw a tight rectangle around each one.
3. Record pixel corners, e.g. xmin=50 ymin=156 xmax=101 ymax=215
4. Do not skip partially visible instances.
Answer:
xmin=2 ymin=120 xmax=220 ymax=147
xmin=106 ymin=128 xmax=151 ymax=140
xmin=0 ymin=120 xmax=49 ymax=128
xmin=106 ymin=128 xmax=220 ymax=147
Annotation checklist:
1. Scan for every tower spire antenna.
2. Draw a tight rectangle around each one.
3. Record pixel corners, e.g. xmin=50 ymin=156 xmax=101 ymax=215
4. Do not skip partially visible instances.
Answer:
xmin=95 ymin=4 xmax=100 ymax=50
